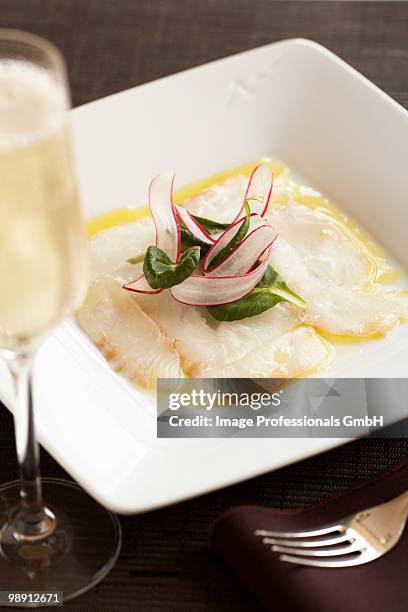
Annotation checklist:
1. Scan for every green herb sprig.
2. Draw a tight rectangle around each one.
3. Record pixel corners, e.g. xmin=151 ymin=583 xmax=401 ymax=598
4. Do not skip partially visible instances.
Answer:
xmin=143 ymin=245 xmax=201 ymax=290
xmin=207 ymin=265 xmax=305 ymax=321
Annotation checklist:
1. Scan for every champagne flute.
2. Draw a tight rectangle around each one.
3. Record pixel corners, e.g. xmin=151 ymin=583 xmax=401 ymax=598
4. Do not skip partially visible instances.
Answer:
xmin=0 ymin=29 xmax=121 ymax=601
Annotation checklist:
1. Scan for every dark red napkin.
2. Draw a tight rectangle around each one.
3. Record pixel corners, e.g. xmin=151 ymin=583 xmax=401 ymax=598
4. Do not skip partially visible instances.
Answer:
xmin=210 ymin=457 xmax=408 ymax=612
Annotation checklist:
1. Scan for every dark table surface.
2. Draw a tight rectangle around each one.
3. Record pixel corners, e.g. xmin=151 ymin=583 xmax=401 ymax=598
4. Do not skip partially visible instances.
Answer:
xmin=1 ymin=1 xmax=408 ymax=610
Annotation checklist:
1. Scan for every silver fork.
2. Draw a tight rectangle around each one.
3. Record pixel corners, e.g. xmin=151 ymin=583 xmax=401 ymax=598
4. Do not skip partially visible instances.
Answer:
xmin=254 ymin=490 xmax=408 ymax=568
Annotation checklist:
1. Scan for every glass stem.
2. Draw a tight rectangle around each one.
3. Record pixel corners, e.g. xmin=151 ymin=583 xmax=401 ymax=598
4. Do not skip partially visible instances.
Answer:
xmin=8 ymin=350 xmax=55 ymax=540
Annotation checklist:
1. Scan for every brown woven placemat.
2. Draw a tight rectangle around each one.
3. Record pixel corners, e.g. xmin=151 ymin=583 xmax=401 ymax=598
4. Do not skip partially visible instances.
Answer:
xmin=1 ymin=1 xmax=408 ymax=609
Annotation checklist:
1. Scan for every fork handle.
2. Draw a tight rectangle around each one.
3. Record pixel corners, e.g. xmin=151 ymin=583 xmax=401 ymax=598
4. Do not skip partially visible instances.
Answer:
xmin=354 ymin=488 xmax=408 ymax=553
xmin=388 ymin=489 xmax=408 ymax=513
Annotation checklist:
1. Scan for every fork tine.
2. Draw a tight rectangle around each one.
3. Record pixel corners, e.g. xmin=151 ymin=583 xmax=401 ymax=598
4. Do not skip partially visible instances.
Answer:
xmin=262 ymin=534 xmax=352 ymax=548
xmin=255 ymin=524 xmax=344 ymax=539
xmin=279 ymin=553 xmax=371 ymax=568
xmin=272 ymin=542 xmax=363 ymax=557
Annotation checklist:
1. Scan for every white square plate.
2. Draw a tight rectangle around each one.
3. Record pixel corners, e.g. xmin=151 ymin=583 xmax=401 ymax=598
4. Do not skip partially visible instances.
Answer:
xmin=1 ymin=39 xmax=408 ymax=514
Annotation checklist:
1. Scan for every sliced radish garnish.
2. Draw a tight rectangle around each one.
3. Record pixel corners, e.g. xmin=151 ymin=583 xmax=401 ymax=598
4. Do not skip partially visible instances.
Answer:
xmin=123 ymin=273 xmax=162 ymax=295
xmin=202 ymin=213 xmax=267 ymax=273
xmin=175 ymin=206 xmax=214 ymax=245
xmin=149 ymin=172 xmax=180 ymax=262
xmin=124 ymin=165 xmax=278 ymax=306
xmin=206 ymin=224 xmax=278 ymax=277
xmin=245 ymin=164 xmax=273 ymax=217
xmin=123 ymin=172 xmax=181 ymax=294
xmin=232 ymin=164 xmax=273 ymax=222
xmin=169 ymin=254 xmax=271 ymax=306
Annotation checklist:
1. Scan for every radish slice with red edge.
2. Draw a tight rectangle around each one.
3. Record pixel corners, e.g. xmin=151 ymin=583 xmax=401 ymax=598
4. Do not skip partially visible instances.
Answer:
xmin=123 ymin=273 xmax=162 ymax=295
xmin=205 ymin=224 xmax=278 ymax=277
xmin=169 ymin=253 xmax=271 ymax=306
xmin=123 ymin=172 xmax=180 ymax=294
xmin=175 ymin=206 xmax=215 ymax=245
xmin=150 ymin=172 xmax=180 ymax=262
xmin=202 ymin=213 xmax=267 ymax=273
xmin=232 ymin=164 xmax=273 ymax=223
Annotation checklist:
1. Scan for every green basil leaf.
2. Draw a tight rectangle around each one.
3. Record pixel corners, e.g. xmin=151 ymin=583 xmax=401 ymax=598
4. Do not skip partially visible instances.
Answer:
xmin=256 ymin=264 xmax=277 ymax=287
xmin=143 ymin=245 xmax=201 ymax=290
xmin=208 ymin=201 xmax=251 ymax=270
xmin=180 ymin=227 xmax=211 ymax=252
xmin=208 ymin=265 xmax=305 ymax=321
xmin=257 ymin=266 xmax=305 ymax=309
xmin=208 ymin=289 xmax=282 ymax=321
xmin=190 ymin=215 xmax=229 ymax=234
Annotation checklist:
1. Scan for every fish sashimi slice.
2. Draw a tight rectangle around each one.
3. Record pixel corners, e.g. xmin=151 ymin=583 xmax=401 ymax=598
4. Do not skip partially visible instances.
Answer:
xmin=268 ymin=203 xmax=373 ymax=288
xmin=88 ymin=217 xmax=155 ymax=282
xmin=201 ymin=326 xmax=332 ymax=378
xmin=300 ymin=287 xmax=408 ymax=336
xmin=131 ymin=290 xmax=219 ymax=375
xmin=131 ymin=291 xmax=300 ymax=376
xmin=270 ymin=238 xmax=408 ymax=336
xmin=77 ymin=277 xmax=182 ymax=388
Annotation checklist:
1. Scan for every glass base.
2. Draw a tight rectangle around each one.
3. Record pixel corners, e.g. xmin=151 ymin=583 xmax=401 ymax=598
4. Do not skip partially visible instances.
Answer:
xmin=0 ymin=478 xmax=122 ymax=605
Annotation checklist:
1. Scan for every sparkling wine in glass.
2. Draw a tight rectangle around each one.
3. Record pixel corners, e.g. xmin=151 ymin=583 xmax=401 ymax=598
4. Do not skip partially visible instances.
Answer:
xmin=0 ymin=29 xmax=121 ymax=601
